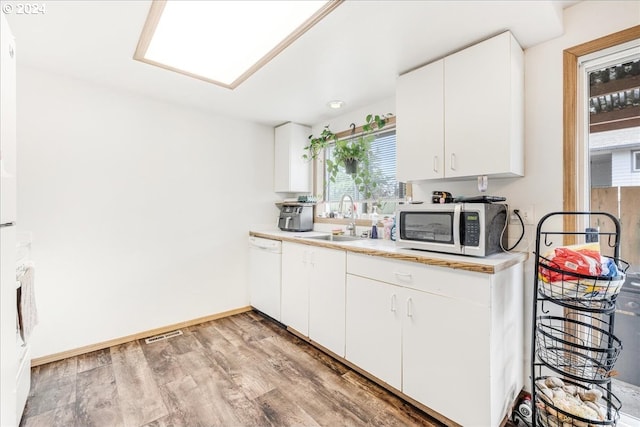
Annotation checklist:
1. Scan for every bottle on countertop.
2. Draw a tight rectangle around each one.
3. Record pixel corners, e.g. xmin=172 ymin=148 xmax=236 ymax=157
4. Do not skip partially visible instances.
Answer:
xmin=383 ymin=217 xmax=392 ymax=240
xmin=370 ymin=206 xmax=378 ymax=239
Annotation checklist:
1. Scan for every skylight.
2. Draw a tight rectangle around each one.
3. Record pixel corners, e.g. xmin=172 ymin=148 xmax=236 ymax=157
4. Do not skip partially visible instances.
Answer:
xmin=134 ymin=0 xmax=342 ymax=89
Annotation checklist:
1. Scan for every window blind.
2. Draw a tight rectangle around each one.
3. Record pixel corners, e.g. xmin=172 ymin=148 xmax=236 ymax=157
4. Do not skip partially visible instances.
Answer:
xmin=326 ymin=129 xmax=398 ymax=202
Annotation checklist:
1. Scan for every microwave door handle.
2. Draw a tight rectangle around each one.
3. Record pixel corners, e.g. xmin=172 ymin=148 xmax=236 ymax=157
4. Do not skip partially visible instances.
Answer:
xmin=453 ymin=204 xmax=462 ymax=249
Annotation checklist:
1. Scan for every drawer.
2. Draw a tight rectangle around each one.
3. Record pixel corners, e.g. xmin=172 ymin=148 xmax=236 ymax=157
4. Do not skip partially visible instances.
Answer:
xmin=346 ymin=253 xmax=490 ymax=305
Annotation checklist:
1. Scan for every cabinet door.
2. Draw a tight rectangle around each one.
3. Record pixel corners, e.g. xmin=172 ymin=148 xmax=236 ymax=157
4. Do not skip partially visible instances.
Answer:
xmin=274 ymin=123 xmax=311 ymax=193
xmin=444 ymin=31 xmax=523 ymax=178
xmin=396 ymin=59 xmax=444 ymax=182
xmin=281 ymin=242 xmax=309 ymax=335
xmin=402 ymin=287 xmax=491 ymax=427
xmin=345 ymin=274 xmax=402 ymax=390
xmin=309 ymin=247 xmax=346 ymax=357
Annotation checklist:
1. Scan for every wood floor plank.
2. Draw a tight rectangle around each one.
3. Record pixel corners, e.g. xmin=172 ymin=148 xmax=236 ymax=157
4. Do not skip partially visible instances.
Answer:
xmin=166 ymin=328 xmax=206 ymax=355
xmin=254 ymin=336 xmax=373 ymax=426
xmin=76 ymin=348 xmax=112 ymax=374
xmin=341 ymin=370 xmax=442 ymax=427
xmin=30 ymin=357 xmax=77 ymax=387
xmin=140 ymin=339 xmax=187 ymax=386
xmin=194 ymin=373 xmax=272 ymax=427
xmin=75 ymin=364 xmax=124 ymax=427
xmin=256 ymin=388 xmax=321 ymax=427
xmin=214 ymin=338 xmax=277 ymax=400
xmin=110 ymin=340 xmax=169 ymax=426
xmin=162 ymin=375 xmax=228 ymax=427
xmin=20 ymin=403 xmax=77 ymax=427
xmin=21 ymin=373 xmax=76 ymax=419
xmin=140 ymin=412 xmax=187 ymax=427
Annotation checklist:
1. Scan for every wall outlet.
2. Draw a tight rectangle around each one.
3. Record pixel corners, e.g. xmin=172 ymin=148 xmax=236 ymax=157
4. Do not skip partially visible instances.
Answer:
xmin=511 ymin=205 xmax=535 ymax=225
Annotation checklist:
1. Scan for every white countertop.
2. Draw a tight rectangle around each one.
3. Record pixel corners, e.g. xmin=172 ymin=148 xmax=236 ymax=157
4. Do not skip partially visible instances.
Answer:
xmin=249 ymin=228 xmax=527 ymax=274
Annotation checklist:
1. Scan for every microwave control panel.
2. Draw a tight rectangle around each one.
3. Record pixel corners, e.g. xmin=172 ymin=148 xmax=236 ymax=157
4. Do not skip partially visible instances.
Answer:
xmin=463 ymin=212 xmax=480 ymax=246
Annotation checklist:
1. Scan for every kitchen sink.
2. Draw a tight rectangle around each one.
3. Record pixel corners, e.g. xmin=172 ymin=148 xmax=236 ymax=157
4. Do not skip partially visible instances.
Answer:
xmin=304 ymin=234 xmax=362 ymax=242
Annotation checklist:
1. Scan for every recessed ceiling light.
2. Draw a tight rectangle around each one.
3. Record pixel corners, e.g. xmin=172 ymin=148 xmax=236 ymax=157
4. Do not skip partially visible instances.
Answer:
xmin=327 ymin=100 xmax=346 ymax=109
xmin=134 ymin=0 xmax=343 ymax=90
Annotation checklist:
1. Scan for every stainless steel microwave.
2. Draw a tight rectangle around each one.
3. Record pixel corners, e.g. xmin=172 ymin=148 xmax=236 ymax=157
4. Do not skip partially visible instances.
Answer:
xmin=396 ymin=203 xmax=508 ymax=257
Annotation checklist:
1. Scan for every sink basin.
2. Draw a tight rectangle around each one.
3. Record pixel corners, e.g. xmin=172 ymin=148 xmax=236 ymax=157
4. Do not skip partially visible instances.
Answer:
xmin=305 ymin=234 xmax=362 ymax=242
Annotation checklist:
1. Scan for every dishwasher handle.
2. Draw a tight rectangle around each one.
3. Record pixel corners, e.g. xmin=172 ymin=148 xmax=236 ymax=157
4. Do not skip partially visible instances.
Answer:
xmin=249 ymin=237 xmax=282 ymax=253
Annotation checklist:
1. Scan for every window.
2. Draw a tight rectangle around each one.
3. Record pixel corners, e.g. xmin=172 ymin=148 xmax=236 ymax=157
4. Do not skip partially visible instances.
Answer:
xmin=634 ymin=150 xmax=640 ymax=172
xmin=322 ymin=128 xmax=402 ymax=216
xmin=570 ymin=33 xmax=640 ymax=419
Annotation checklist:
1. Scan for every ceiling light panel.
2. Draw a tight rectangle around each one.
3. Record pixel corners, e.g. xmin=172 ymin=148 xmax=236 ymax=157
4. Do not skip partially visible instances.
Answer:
xmin=135 ymin=0 xmax=342 ymax=89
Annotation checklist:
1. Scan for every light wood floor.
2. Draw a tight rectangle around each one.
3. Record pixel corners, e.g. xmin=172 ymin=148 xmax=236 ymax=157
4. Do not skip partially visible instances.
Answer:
xmin=20 ymin=311 xmax=446 ymax=427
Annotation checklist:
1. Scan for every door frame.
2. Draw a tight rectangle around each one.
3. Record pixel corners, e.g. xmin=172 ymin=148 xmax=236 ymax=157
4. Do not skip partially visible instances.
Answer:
xmin=563 ymin=25 xmax=640 ymax=244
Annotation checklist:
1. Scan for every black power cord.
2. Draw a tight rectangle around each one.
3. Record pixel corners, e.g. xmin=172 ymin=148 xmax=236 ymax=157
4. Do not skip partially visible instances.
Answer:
xmin=505 ymin=209 xmax=525 ymax=251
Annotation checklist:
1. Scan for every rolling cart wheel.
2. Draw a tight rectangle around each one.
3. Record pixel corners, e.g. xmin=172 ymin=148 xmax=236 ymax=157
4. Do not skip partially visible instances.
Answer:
xmin=517 ymin=400 xmax=532 ymax=421
xmin=511 ymin=393 xmax=532 ymax=425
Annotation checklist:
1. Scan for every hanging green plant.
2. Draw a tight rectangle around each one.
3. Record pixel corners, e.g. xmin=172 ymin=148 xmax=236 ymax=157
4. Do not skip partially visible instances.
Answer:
xmin=304 ymin=113 xmax=392 ymax=199
xmin=303 ymin=125 xmax=337 ymax=161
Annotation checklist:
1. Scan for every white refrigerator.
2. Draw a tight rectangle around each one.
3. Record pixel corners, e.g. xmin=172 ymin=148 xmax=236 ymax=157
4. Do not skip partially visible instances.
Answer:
xmin=1 ymin=11 xmax=18 ymax=427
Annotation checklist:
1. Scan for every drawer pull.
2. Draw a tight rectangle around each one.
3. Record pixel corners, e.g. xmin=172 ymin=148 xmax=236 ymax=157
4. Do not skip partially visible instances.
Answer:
xmin=391 ymin=294 xmax=397 ymax=312
xmin=406 ymin=297 xmax=413 ymax=317
xmin=394 ymin=271 xmax=412 ymax=280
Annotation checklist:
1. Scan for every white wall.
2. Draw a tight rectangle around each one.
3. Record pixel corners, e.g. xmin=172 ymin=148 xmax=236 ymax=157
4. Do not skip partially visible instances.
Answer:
xmin=17 ymin=66 xmax=277 ymax=358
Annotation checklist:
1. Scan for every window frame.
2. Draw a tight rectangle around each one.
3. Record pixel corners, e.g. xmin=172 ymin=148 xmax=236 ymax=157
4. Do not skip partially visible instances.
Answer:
xmin=633 ymin=150 xmax=640 ymax=172
xmin=563 ymin=25 xmax=640 ymax=244
xmin=312 ymin=116 xmax=408 ymax=224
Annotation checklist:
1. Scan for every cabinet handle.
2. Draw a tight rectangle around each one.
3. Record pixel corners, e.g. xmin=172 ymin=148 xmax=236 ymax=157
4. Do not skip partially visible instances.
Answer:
xmin=391 ymin=294 xmax=397 ymax=312
xmin=394 ymin=271 xmax=412 ymax=281
xmin=433 ymin=156 xmax=439 ymax=173
xmin=309 ymin=251 xmax=315 ymax=267
xmin=406 ymin=297 xmax=413 ymax=317
xmin=450 ymin=153 xmax=456 ymax=171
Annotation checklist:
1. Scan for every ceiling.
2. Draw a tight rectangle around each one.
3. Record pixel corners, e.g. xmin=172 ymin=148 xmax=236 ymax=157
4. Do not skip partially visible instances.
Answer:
xmin=5 ymin=0 xmax=580 ymax=127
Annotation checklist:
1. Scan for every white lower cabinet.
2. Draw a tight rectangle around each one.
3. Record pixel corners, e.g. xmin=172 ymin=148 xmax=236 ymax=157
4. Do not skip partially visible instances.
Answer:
xmin=402 ymin=286 xmax=490 ymax=425
xmin=345 ymin=274 xmax=402 ymax=389
xmin=345 ymin=253 xmax=523 ymax=427
xmin=281 ymin=242 xmax=310 ymax=335
xmin=281 ymin=242 xmax=346 ymax=357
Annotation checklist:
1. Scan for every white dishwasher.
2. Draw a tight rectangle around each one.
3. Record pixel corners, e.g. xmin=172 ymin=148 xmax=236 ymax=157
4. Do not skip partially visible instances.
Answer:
xmin=249 ymin=236 xmax=282 ymax=321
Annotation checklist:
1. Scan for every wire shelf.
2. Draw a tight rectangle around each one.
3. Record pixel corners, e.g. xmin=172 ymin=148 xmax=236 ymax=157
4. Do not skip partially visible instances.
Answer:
xmin=537 ymin=256 xmax=628 ymax=313
xmin=534 ymin=376 xmax=620 ymax=427
xmin=535 ymin=315 xmax=622 ymax=383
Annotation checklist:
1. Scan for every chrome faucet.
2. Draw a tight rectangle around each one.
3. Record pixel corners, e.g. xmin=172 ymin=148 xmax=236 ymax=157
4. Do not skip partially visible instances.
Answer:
xmin=339 ymin=194 xmax=357 ymax=236
xmin=338 ymin=194 xmax=355 ymax=219
xmin=346 ymin=221 xmax=357 ymax=237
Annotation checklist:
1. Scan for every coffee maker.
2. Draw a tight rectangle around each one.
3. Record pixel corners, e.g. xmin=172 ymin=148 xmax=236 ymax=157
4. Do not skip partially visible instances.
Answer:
xmin=278 ymin=203 xmax=313 ymax=232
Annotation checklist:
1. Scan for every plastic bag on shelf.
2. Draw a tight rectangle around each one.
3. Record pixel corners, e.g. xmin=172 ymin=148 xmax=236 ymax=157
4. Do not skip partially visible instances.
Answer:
xmin=537 ymin=243 xmax=627 ymax=303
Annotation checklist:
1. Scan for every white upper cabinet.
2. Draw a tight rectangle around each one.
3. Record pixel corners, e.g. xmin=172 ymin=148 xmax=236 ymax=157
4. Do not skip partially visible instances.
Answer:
xmin=274 ymin=122 xmax=311 ymax=193
xmin=444 ymin=31 xmax=524 ymax=178
xmin=396 ymin=59 xmax=444 ymax=182
xmin=396 ymin=31 xmax=524 ymax=181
